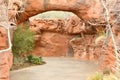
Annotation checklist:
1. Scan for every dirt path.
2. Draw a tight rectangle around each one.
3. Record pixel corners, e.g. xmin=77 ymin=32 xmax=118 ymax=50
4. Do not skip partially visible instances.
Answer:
xmin=10 ymin=57 xmax=98 ymax=80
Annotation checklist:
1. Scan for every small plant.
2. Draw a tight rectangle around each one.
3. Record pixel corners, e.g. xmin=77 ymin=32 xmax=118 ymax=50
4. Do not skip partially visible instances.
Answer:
xmin=103 ymin=68 xmax=110 ymax=75
xmin=27 ymin=55 xmax=43 ymax=65
xmin=88 ymin=73 xmax=103 ymax=80
xmin=32 ymin=57 xmax=42 ymax=65
xmin=103 ymin=73 xmax=117 ymax=80
xmin=88 ymin=72 xmax=118 ymax=80
xmin=27 ymin=54 xmax=34 ymax=63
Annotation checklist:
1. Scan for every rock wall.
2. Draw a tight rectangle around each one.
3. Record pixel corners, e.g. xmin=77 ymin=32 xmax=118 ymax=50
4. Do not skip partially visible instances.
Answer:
xmin=0 ymin=27 xmax=13 ymax=80
xmin=99 ymin=26 xmax=120 ymax=72
xmin=69 ymin=35 xmax=99 ymax=60
xmin=33 ymin=32 xmax=73 ymax=56
xmin=30 ymin=16 xmax=119 ymax=72
xmin=0 ymin=51 xmax=13 ymax=80
xmin=0 ymin=0 xmax=22 ymax=79
xmin=30 ymin=16 xmax=102 ymax=58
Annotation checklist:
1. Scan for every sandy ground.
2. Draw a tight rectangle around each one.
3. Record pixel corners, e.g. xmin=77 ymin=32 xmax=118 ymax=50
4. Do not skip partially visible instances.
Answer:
xmin=10 ymin=57 xmax=98 ymax=80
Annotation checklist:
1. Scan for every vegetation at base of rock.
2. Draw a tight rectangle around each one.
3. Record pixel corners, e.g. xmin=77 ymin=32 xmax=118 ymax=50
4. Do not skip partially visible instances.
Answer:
xmin=27 ymin=55 xmax=43 ymax=65
xmin=103 ymin=74 xmax=117 ymax=80
xmin=88 ymin=72 xmax=117 ymax=80
xmin=11 ymin=54 xmax=45 ymax=71
xmin=88 ymin=72 xmax=103 ymax=80
xmin=103 ymin=68 xmax=110 ymax=75
xmin=12 ymin=24 xmax=35 ymax=56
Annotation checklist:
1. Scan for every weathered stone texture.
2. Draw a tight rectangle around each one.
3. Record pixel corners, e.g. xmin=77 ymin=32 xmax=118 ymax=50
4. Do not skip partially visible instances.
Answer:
xmin=33 ymin=32 xmax=72 ymax=56
xmin=0 ymin=26 xmax=13 ymax=80
xmin=30 ymin=16 xmax=98 ymax=57
xmin=0 ymin=51 xmax=13 ymax=80
xmin=29 ymin=16 xmax=120 ymax=72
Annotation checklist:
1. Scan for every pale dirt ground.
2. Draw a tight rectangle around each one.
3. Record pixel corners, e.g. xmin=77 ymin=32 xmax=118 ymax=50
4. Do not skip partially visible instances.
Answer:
xmin=10 ymin=57 xmax=98 ymax=80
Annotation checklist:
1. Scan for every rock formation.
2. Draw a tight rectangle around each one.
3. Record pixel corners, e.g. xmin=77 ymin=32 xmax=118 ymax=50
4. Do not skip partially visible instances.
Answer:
xmin=0 ymin=0 xmax=119 ymax=79
xmin=99 ymin=25 xmax=120 ymax=72
xmin=0 ymin=0 xmax=21 ymax=80
xmin=17 ymin=0 xmax=104 ymax=25
xmin=0 ymin=51 xmax=13 ymax=80
xmin=29 ymin=16 xmax=104 ymax=59
xmin=0 ymin=24 xmax=15 ymax=80
xmin=29 ymin=15 xmax=119 ymax=72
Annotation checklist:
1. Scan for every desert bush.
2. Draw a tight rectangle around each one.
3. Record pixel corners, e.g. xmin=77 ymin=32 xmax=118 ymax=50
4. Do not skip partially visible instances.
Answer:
xmin=27 ymin=55 xmax=43 ymax=65
xmin=12 ymin=24 xmax=34 ymax=56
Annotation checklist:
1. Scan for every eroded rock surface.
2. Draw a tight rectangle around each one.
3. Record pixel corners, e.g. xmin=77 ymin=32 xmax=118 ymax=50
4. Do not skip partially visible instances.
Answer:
xmin=0 ymin=0 xmax=19 ymax=79
xmin=30 ymin=16 xmax=102 ymax=58
xmin=0 ymin=27 xmax=13 ymax=80
xmin=0 ymin=51 xmax=13 ymax=80
xmin=29 ymin=15 xmax=120 ymax=72
xmin=33 ymin=32 xmax=73 ymax=56
xmin=17 ymin=0 xmax=104 ymax=24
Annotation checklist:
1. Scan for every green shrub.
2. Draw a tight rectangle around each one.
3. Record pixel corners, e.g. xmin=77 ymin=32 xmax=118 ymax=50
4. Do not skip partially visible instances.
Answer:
xmin=88 ymin=73 xmax=103 ymax=80
xmin=32 ymin=57 xmax=42 ymax=65
xmin=27 ymin=54 xmax=34 ymax=63
xmin=12 ymin=24 xmax=34 ymax=56
xmin=27 ymin=55 xmax=43 ymax=65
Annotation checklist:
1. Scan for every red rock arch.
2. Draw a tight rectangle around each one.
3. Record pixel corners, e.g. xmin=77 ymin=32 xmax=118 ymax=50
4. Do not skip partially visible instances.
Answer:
xmin=16 ymin=0 xmax=103 ymax=24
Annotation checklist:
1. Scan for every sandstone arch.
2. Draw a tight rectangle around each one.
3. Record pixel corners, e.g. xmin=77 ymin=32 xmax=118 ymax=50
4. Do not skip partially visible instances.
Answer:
xmin=16 ymin=0 xmax=104 ymax=24
xmin=17 ymin=0 xmax=120 ymax=72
